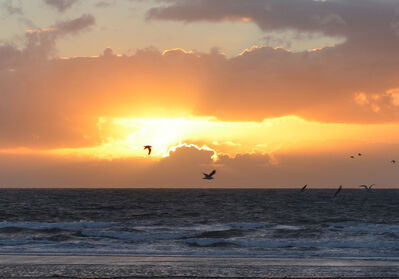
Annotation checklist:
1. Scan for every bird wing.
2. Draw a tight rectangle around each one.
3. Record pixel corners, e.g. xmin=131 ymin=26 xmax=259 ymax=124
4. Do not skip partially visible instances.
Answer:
xmin=148 ymin=148 xmax=151 ymax=155
xmin=301 ymin=184 xmax=307 ymax=191
xmin=359 ymin=185 xmax=368 ymax=189
xmin=333 ymin=186 xmax=342 ymax=197
xmin=369 ymin=184 xmax=375 ymax=189
xmin=209 ymin=170 xmax=216 ymax=177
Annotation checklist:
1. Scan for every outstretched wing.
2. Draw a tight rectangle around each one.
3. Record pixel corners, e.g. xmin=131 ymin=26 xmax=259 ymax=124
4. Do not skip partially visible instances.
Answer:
xmin=359 ymin=185 xmax=368 ymax=189
xmin=369 ymin=184 xmax=375 ymax=189
xmin=301 ymin=184 xmax=307 ymax=191
xmin=333 ymin=186 xmax=342 ymax=198
xmin=209 ymin=170 xmax=216 ymax=177
xmin=144 ymin=145 xmax=152 ymax=155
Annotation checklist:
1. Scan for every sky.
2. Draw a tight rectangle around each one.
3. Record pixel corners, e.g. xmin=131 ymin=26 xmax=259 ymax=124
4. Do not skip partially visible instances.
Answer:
xmin=1 ymin=0 xmax=399 ymax=188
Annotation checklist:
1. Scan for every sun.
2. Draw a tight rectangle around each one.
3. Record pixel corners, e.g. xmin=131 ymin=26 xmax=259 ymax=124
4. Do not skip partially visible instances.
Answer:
xmin=41 ymin=114 xmax=399 ymax=160
xmin=116 ymin=117 xmax=191 ymax=156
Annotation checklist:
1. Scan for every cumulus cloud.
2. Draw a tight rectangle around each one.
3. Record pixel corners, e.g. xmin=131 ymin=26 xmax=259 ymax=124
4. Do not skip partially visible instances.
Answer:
xmin=0 ymin=42 xmax=399 ymax=148
xmin=43 ymin=0 xmax=79 ymax=12
xmin=0 ymin=15 xmax=96 ymax=148
xmin=1 ymin=143 xmax=398 ymax=187
xmin=1 ymin=1 xmax=399 ymax=149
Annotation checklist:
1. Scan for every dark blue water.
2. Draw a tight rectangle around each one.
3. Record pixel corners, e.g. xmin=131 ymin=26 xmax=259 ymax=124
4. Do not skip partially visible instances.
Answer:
xmin=0 ymin=189 xmax=398 ymax=258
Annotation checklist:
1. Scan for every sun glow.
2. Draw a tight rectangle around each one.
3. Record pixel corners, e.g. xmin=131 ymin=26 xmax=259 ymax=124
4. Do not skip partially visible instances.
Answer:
xmin=114 ymin=117 xmax=193 ymax=156
xmin=7 ymin=115 xmax=399 ymax=160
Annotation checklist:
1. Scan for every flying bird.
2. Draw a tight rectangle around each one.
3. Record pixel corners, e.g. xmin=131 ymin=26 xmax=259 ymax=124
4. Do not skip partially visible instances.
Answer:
xmin=333 ymin=185 xmax=342 ymax=199
xmin=144 ymin=145 xmax=152 ymax=155
xmin=358 ymin=153 xmax=362 ymax=156
xmin=202 ymin=170 xmax=216 ymax=180
xmin=391 ymin=160 xmax=396 ymax=164
xmin=350 ymin=156 xmax=355 ymax=159
xmin=360 ymin=184 xmax=375 ymax=192
xmin=300 ymin=184 xmax=308 ymax=193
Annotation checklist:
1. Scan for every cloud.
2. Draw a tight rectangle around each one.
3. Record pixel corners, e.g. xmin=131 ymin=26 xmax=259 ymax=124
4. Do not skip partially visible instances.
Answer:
xmin=1 ymin=143 xmax=398 ymax=187
xmin=54 ymin=13 xmax=96 ymax=34
xmin=95 ymin=0 xmax=115 ymax=8
xmin=0 ymin=15 xmax=96 ymax=148
xmin=1 ymin=0 xmax=23 ymax=15
xmin=0 ymin=145 xmax=279 ymax=187
xmin=1 ymin=2 xmax=399 ymax=149
xmin=21 ymin=14 xmax=95 ymax=59
xmin=0 ymin=42 xmax=399 ymax=149
xmin=43 ymin=0 xmax=79 ymax=12
xmin=145 ymin=0 xmax=396 ymax=40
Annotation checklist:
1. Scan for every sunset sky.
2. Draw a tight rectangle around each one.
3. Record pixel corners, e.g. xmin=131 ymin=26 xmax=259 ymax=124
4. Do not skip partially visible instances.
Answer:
xmin=1 ymin=0 xmax=399 ymax=188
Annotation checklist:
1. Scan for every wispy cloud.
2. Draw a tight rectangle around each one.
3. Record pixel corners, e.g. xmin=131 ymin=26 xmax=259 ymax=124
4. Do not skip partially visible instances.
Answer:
xmin=43 ymin=0 xmax=79 ymax=12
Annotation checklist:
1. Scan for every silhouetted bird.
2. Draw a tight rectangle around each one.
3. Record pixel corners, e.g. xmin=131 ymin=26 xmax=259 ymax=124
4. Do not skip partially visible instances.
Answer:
xmin=300 ymin=184 xmax=307 ymax=193
xmin=360 ymin=184 xmax=375 ymax=192
xmin=333 ymin=185 xmax=342 ymax=198
xmin=391 ymin=160 xmax=396 ymax=164
xmin=144 ymin=145 xmax=152 ymax=155
xmin=202 ymin=170 xmax=216 ymax=180
xmin=350 ymin=156 xmax=355 ymax=159
xmin=358 ymin=153 xmax=362 ymax=156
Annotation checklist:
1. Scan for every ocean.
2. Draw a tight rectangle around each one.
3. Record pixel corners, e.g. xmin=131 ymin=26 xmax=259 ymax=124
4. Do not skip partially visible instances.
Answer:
xmin=0 ymin=188 xmax=398 ymax=277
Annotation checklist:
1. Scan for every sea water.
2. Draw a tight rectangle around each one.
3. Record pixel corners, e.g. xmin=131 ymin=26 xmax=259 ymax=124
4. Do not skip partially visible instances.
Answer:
xmin=0 ymin=188 xmax=398 ymax=277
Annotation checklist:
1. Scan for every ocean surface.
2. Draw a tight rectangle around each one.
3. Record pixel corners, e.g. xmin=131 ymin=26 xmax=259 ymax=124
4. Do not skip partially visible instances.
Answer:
xmin=0 ymin=188 xmax=398 ymax=259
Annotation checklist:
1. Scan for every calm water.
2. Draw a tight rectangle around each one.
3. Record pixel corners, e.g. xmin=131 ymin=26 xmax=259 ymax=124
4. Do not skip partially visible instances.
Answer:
xmin=0 ymin=189 xmax=398 ymax=258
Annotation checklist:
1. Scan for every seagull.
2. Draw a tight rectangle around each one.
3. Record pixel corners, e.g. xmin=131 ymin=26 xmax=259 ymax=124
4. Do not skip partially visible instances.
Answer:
xmin=350 ymin=156 xmax=355 ymax=159
xmin=333 ymin=185 xmax=342 ymax=199
xmin=299 ymin=184 xmax=308 ymax=193
xmin=359 ymin=184 xmax=375 ymax=192
xmin=391 ymin=160 xmax=396 ymax=164
xmin=202 ymin=170 xmax=216 ymax=180
xmin=358 ymin=153 xmax=362 ymax=156
xmin=144 ymin=145 xmax=152 ymax=155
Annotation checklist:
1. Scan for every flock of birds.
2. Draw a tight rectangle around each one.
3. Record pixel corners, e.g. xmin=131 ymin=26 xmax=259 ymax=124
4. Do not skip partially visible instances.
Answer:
xmin=350 ymin=152 xmax=396 ymax=164
xmin=144 ymin=145 xmax=396 ymax=191
xmin=299 ymin=183 xmax=373 ymax=199
xmin=296 ymin=151 xmax=395 ymax=198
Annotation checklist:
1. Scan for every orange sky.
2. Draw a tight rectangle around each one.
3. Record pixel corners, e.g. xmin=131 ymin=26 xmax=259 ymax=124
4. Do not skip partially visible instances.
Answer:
xmin=0 ymin=0 xmax=399 ymax=187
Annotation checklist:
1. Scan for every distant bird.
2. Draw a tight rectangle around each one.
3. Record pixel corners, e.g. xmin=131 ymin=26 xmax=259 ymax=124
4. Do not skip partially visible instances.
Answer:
xmin=333 ymin=185 xmax=342 ymax=199
xmin=391 ymin=160 xmax=396 ymax=164
xmin=360 ymin=184 xmax=375 ymax=192
xmin=358 ymin=153 xmax=362 ymax=156
xmin=299 ymin=184 xmax=308 ymax=193
xmin=202 ymin=170 xmax=216 ymax=180
xmin=350 ymin=156 xmax=355 ymax=159
xmin=144 ymin=145 xmax=152 ymax=155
